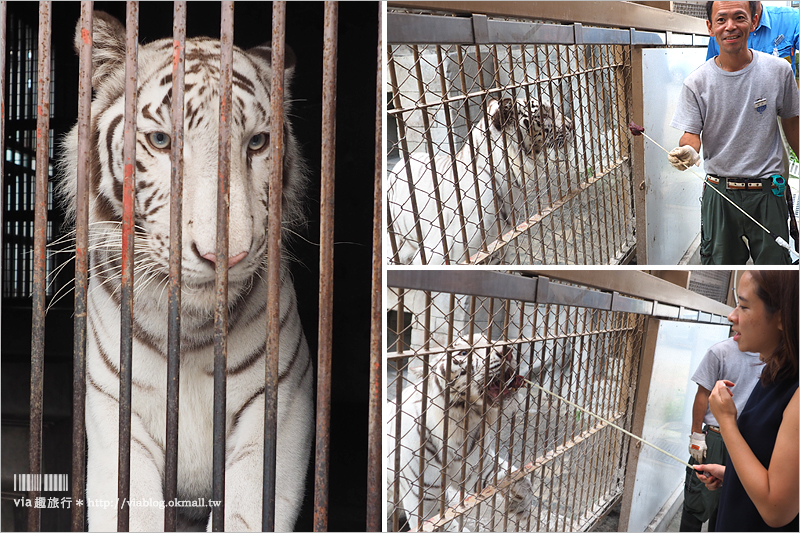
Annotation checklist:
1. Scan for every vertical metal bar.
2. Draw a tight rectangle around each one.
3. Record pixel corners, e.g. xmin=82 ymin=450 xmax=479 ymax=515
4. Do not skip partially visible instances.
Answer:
xmin=28 ymin=3 xmax=51 ymax=530
xmin=386 ymin=45 xmax=427 ymax=265
xmin=435 ymin=45 xmax=470 ymax=263
xmin=411 ymin=44 xmax=451 ymax=264
xmin=164 ymin=2 xmax=186 ymax=531
xmin=71 ymin=4 xmax=92 ymax=531
xmin=117 ymin=3 xmax=138 ymax=530
xmin=313 ymin=3 xmax=337 ymax=530
xmin=0 ymin=0 xmax=6 ymax=243
xmin=262 ymin=2 xmax=285 ymax=530
xmin=391 ymin=289 xmax=406 ymax=533
xmin=455 ymin=46 xmax=488 ymax=259
xmin=365 ymin=5 xmax=382 ymax=530
xmin=212 ymin=3 xmax=234 ymax=531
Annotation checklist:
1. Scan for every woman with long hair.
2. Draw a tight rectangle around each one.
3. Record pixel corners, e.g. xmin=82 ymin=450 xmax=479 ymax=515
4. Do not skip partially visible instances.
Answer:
xmin=694 ymin=270 xmax=798 ymax=531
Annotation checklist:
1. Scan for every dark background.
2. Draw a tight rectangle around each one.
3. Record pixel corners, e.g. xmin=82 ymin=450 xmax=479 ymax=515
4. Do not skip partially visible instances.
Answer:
xmin=1 ymin=2 xmax=378 ymax=531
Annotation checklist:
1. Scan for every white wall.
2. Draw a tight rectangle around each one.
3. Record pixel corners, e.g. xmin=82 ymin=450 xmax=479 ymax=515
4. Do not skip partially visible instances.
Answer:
xmin=642 ymin=48 xmax=708 ymax=264
xmin=625 ymin=320 xmax=730 ymax=531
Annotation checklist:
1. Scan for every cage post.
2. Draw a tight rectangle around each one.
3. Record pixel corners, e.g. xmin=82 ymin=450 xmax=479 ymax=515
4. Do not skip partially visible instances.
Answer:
xmin=28 ymin=2 xmax=52 ymax=530
xmin=71 ymin=3 xmax=92 ymax=531
xmin=164 ymin=2 xmax=186 ymax=531
xmin=262 ymin=2 xmax=286 ymax=530
xmin=0 ymin=0 xmax=5 ymax=230
xmin=313 ymin=2 xmax=337 ymax=530
xmin=365 ymin=4 xmax=382 ymax=530
xmin=210 ymin=2 xmax=234 ymax=531
xmin=116 ymin=3 xmax=139 ymax=530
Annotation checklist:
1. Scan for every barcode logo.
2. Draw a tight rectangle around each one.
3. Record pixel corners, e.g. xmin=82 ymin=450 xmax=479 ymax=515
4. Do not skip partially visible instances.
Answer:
xmin=14 ymin=474 xmax=69 ymax=492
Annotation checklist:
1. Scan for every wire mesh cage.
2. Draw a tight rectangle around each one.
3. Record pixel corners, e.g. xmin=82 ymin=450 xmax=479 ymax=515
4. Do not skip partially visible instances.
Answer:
xmin=386 ymin=274 xmax=644 ymax=531
xmin=386 ymin=14 xmax=636 ymax=266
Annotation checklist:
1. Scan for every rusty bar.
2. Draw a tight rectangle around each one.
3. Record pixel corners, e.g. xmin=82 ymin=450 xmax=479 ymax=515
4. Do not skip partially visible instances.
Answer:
xmin=71 ymin=4 xmax=92 ymax=531
xmin=365 ymin=3 xmax=382 ymax=530
xmin=164 ymin=2 xmax=186 ymax=531
xmin=211 ymin=2 xmax=234 ymax=531
xmin=117 ymin=3 xmax=139 ymax=530
xmin=262 ymin=2 xmax=285 ymax=530
xmin=28 ymin=2 xmax=52 ymax=530
xmin=386 ymin=45 xmax=427 ymax=265
xmin=0 ymin=0 xmax=6 ymax=236
xmin=411 ymin=44 xmax=450 ymax=264
xmin=313 ymin=2 xmax=337 ymax=531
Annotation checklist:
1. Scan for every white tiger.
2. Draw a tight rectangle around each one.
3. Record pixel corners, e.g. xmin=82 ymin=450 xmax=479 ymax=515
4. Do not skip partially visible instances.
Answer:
xmin=387 ymin=97 xmax=573 ymax=265
xmin=56 ymin=12 xmax=312 ymax=531
xmin=387 ymin=337 xmax=534 ymax=532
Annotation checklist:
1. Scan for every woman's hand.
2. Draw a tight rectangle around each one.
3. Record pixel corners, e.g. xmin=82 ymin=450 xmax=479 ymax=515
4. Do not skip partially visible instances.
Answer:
xmin=694 ymin=463 xmax=725 ymax=491
xmin=708 ymin=380 xmax=738 ymax=424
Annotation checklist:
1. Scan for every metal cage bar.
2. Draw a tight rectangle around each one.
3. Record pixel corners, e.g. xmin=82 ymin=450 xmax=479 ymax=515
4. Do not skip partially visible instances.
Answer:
xmin=211 ymin=4 xmax=234 ymax=530
xmin=164 ymin=2 xmax=186 ymax=530
xmin=262 ymin=2 xmax=286 ymax=530
xmin=366 ymin=5 xmax=383 ymax=529
xmin=313 ymin=2 xmax=337 ymax=530
xmin=116 ymin=3 xmax=139 ymax=530
xmin=71 ymin=3 xmax=92 ymax=531
xmin=27 ymin=2 xmax=51 ymax=530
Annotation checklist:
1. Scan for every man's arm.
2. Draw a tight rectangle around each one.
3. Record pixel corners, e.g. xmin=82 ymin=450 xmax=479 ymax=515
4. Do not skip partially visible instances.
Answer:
xmin=680 ymin=132 xmax=702 ymax=153
xmin=692 ymin=385 xmax=711 ymax=433
xmin=781 ymin=116 xmax=798 ymax=156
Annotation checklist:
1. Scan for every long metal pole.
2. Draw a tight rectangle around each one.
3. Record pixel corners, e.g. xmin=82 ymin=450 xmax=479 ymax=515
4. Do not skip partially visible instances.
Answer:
xmin=117 ymin=3 xmax=139 ymax=530
xmin=28 ymin=3 xmax=52 ymax=529
xmin=262 ymin=2 xmax=285 ymax=530
xmin=365 ymin=3 xmax=382 ymax=530
xmin=313 ymin=3 xmax=337 ymax=531
xmin=164 ymin=2 xmax=186 ymax=530
xmin=71 ymin=4 xmax=92 ymax=531
xmin=211 ymin=3 xmax=234 ymax=531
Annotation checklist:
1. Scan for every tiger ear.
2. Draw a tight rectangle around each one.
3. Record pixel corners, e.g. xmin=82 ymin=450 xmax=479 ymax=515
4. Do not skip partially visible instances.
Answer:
xmin=75 ymin=11 xmax=127 ymax=90
xmin=246 ymin=44 xmax=296 ymax=85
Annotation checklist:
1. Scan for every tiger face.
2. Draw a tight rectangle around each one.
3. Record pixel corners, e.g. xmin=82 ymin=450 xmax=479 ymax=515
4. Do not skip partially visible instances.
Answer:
xmin=488 ymin=98 xmax=545 ymax=157
xmin=436 ymin=338 xmax=523 ymax=406
xmin=58 ymin=12 xmax=306 ymax=316
xmin=487 ymin=97 xmax=573 ymax=159
xmin=537 ymin=102 xmax=574 ymax=151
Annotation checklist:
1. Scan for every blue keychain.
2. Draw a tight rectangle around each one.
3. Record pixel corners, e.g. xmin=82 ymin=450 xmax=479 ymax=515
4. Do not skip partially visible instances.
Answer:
xmin=771 ymin=174 xmax=786 ymax=197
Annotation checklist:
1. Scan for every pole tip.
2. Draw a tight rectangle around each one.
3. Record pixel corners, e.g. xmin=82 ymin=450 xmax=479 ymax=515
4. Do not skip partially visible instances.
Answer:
xmin=628 ymin=121 xmax=645 ymax=136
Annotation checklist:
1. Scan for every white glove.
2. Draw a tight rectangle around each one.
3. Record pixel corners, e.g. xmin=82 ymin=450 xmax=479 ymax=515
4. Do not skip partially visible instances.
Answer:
xmin=689 ymin=432 xmax=707 ymax=462
xmin=668 ymin=145 xmax=701 ymax=171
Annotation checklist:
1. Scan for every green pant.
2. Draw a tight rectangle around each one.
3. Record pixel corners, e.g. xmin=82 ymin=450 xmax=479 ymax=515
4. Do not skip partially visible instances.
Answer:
xmin=700 ymin=178 xmax=792 ymax=265
xmin=683 ymin=427 xmax=725 ymax=525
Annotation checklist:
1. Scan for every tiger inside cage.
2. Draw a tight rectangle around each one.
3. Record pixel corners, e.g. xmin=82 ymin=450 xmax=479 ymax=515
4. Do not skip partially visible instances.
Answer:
xmin=386 ymin=26 xmax=637 ymax=266
xmin=386 ymin=281 xmax=645 ymax=531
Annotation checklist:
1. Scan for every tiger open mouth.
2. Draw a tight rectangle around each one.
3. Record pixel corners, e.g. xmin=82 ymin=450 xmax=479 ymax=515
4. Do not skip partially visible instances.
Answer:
xmin=486 ymin=366 xmax=524 ymax=402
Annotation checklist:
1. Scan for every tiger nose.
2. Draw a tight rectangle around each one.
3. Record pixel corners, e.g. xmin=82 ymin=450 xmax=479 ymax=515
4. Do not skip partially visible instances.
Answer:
xmin=201 ymin=250 xmax=249 ymax=268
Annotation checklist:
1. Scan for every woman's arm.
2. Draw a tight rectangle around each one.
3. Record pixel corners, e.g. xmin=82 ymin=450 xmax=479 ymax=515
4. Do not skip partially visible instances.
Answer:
xmin=710 ymin=381 xmax=799 ymax=528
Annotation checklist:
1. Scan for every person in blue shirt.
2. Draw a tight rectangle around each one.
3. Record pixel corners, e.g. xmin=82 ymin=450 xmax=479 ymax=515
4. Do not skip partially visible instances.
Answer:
xmin=707 ymin=1 xmax=799 ymax=73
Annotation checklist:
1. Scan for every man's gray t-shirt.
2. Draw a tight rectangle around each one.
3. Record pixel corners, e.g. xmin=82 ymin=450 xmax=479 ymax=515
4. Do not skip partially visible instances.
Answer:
xmin=692 ymin=337 xmax=764 ymax=426
xmin=670 ymin=50 xmax=799 ymax=179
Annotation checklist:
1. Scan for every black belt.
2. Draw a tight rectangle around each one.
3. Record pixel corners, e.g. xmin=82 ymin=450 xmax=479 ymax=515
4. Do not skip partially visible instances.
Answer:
xmin=707 ymin=175 xmax=777 ymax=191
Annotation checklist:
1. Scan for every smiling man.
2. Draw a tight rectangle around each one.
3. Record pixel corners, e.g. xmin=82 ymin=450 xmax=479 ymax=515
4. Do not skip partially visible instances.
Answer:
xmin=669 ymin=1 xmax=799 ymax=265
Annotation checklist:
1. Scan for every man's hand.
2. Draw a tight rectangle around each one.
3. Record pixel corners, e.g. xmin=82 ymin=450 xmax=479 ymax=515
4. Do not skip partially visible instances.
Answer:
xmin=668 ymin=145 xmax=701 ymax=170
xmin=689 ymin=432 xmax=707 ymax=462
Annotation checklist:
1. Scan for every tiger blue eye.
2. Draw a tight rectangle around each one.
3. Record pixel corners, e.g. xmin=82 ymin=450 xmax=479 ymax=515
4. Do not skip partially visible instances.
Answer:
xmin=248 ymin=132 xmax=269 ymax=151
xmin=147 ymin=131 xmax=171 ymax=150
